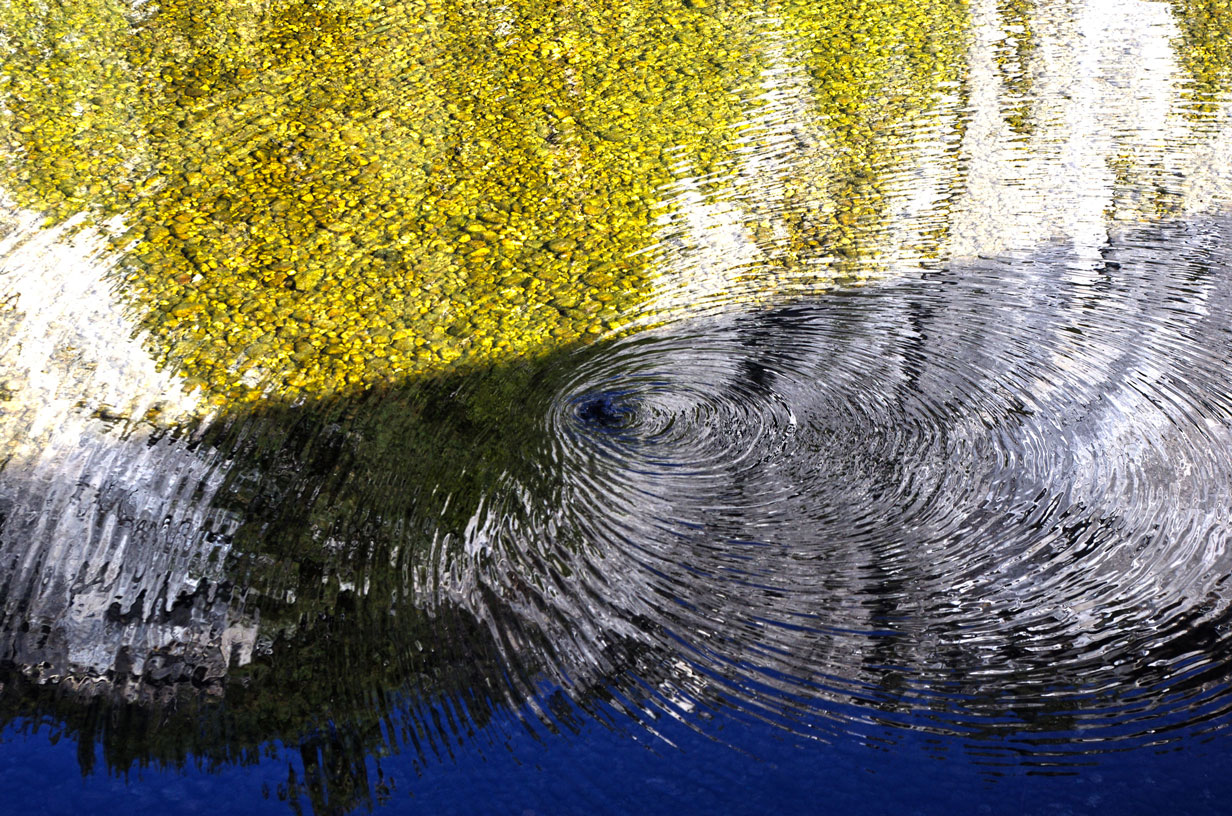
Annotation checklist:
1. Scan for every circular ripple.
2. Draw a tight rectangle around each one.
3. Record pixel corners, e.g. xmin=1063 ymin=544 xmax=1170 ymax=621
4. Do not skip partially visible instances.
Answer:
xmin=471 ymin=228 xmax=1232 ymax=760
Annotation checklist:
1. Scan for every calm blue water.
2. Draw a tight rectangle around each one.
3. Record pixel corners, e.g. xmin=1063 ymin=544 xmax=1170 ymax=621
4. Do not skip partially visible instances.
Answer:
xmin=3 ymin=693 xmax=1230 ymax=815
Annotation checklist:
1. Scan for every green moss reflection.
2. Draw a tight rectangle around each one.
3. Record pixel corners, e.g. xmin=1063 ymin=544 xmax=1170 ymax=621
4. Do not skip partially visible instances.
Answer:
xmin=993 ymin=0 xmax=1037 ymax=137
xmin=1171 ymin=0 xmax=1232 ymax=114
xmin=770 ymin=0 xmax=967 ymax=270
xmin=1 ymin=0 xmax=973 ymax=408
xmin=1 ymin=0 xmax=770 ymax=404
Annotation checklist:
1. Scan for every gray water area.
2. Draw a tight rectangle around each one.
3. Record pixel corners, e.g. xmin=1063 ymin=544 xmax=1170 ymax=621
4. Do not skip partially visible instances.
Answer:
xmin=2 ymin=0 xmax=1232 ymax=812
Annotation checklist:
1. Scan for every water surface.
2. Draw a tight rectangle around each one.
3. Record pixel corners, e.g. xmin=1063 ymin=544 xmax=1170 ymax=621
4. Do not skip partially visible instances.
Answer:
xmin=2 ymin=0 xmax=1232 ymax=811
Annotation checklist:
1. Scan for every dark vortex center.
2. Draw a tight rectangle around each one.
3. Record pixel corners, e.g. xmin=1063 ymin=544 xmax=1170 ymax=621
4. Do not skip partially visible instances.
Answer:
xmin=577 ymin=394 xmax=632 ymax=428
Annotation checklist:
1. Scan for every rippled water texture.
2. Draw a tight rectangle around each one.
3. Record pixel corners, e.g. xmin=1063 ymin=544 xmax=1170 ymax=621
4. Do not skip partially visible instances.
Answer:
xmin=2 ymin=0 xmax=1232 ymax=811
xmin=545 ymin=238 xmax=1232 ymax=747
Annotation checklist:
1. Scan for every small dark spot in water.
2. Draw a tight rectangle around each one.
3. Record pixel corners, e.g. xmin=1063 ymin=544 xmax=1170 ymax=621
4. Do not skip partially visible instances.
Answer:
xmin=577 ymin=394 xmax=629 ymax=427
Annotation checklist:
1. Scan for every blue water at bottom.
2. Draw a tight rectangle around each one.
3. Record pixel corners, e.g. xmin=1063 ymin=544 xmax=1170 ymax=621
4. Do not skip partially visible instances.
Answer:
xmin=1 ymin=696 xmax=1228 ymax=815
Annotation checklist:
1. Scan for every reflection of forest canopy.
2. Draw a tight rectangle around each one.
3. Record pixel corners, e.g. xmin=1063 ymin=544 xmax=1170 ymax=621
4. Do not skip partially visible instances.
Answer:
xmin=1171 ymin=0 xmax=1232 ymax=113
xmin=1 ymin=0 xmax=759 ymax=403
xmin=1 ymin=0 xmax=756 ymax=401
xmin=1 ymin=0 xmax=967 ymax=406
xmin=779 ymin=0 xmax=966 ymax=267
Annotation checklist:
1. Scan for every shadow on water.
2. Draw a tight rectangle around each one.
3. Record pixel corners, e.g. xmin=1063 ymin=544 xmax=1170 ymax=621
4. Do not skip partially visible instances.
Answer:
xmin=6 ymin=216 xmax=1232 ymax=811
xmin=0 ymin=333 xmax=686 ymax=813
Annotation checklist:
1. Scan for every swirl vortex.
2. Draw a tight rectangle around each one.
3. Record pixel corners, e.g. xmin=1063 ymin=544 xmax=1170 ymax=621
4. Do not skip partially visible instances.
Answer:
xmin=467 ymin=227 xmax=1232 ymax=760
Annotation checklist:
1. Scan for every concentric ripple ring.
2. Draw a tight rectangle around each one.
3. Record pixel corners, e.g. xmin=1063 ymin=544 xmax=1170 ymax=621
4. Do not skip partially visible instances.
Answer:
xmin=467 ymin=222 xmax=1232 ymax=760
